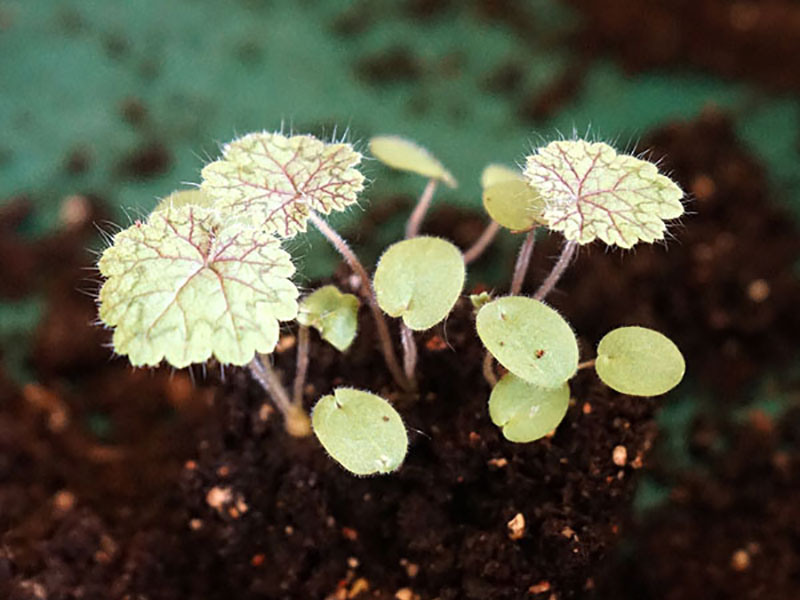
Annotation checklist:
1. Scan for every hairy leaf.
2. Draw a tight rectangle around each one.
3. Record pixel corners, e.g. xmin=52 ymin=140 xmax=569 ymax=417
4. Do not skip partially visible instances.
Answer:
xmin=489 ymin=373 xmax=570 ymax=443
xmin=369 ymin=135 xmax=457 ymax=188
xmin=374 ymin=236 xmax=465 ymax=330
xmin=595 ymin=326 xmax=685 ymax=396
xmin=312 ymin=388 xmax=408 ymax=476
xmin=153 ymin=189 xmax=214 ymax=213
xmin=98 ymin=205 xmax=298 ymax=368
xmin=476 ymin=296 xmax=578 ymax=388
xmin=524 ymin=140 xmax=683 ymax=248
xmin=201 ymin=132 xmax=365 ymax=237
xmin=297 ymin=285 xmax=360 ymax=352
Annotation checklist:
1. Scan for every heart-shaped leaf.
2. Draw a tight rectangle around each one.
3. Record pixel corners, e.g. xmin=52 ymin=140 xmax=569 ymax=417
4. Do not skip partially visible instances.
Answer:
xmin=374 ymin=236 xmax=465 ymax=331
xmin=595 ymin=326 xmax=685 ymax=396
xmin=201 ymin=132 xmax=365 ymax=237
xmin=98 ymin=205 xmax=298 ymax=368
xmin=489 ymin=373 xmax=570 ymax=443
xmin=476 ymin=296 xmax=578 ymax=388
xmin=524 ymin=140 xmax=684 ymax=248
xmin=297 ymin=285 xmax=360 ymax=352
xmin=369 ymin=135 xmax=457 ymax=188
xmin=312 ymin=388 xmax=408 ymax=476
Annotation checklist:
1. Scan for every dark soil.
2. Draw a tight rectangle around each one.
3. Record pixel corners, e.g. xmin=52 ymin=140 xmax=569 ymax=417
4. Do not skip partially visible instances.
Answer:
xmin=0 ymin=112 xmax=798 ymax=599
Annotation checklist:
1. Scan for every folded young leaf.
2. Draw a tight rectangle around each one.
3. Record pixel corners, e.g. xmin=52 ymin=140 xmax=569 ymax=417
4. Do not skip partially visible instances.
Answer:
xmin=524 ymin=140 xmax=683 ymax=248
xmin=201 ymin=132 xmax=365 ymax=237
xmin=489 ymin=373 xmax=570 ymax=443
xmin=312 ymin=388 xmax=408 ymax=476
xmin=98 ymin=205 xmax=298 ymax=368
xmin=476 ymin=296 xmax=578 ymax=389
xmin=369 ymin=135 xmax=457 ymax=188
xmin=595 ymin=326 xmax=685 ymax=396
xmin=297 ymin=285 xmax=360 ymax=352
xmin=374 ymin=236 xmax=465 ymax=331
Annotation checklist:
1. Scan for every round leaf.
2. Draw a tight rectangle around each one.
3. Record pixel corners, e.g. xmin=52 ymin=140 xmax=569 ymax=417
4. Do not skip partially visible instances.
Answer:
xmin=201 ymin=132 xmax=365 ymax=238
xmin=482 ymin=179 xmax=545 ymax=232
xmin=373 ymin=236 xmax=465 ymax=331
xmin=369 ymin=135 xmax=457 ymax=188
xmin=480 ymin=163 xmax=521 ymax=189
xmin=595 ymin=326 xmax=685 ymax=396
xmin=476 ymin=296 xmax=578 ymax=388
xmin=297 ymin=285 xmax=360 ymax=352
xmin=489 ymin=373 xmax=570 ymax=443
xmin=312 ymin=388 xmax=408 ymax=476
xmin=524 ymin=140 xmax=684 ymax=248
xmin=98 ymin=205 xmax=298 ymax=368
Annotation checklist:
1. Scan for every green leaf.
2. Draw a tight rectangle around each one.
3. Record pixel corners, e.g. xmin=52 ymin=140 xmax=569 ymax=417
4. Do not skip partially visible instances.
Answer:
xmin=98 ymin=205 xmax=298 ymax=368
xmin=311 ymin=388 xmax=408 ymax=476
xmin=489 ymin=373 xmax=570 ymax=443
xmin=480 ymin=163 xmax=522 ymax=188
xmin=595 ymin=326 xmax=685 ymax=396
xmin=523 ymin=140 xmax=684 ymax=248
xmin=152 ymin=189 xmax=214 ymax=213
xmin=476 ymin=296 xmax=578 ymax=388
xmin=482 ymin=178 xmax=545 ymax=232
xmin=297 ymin=285 xmax=360 ymax=352
xmin=369 ymin=135 xmax=457 ymax=188
xmin=373 ymin=236 xmax=465 ymax=331
xmin=469 ymin=291 xmax=493 ymax=311
xmin=201 ymin=132 xmax=365 ymax=238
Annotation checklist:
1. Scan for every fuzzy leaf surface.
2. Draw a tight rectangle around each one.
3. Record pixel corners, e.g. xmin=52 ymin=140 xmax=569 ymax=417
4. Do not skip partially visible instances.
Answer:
xmin=489 ymin=373 xmax=570 ymax=443
xmin=476 ymin=296 xmax=578 ymax=388
xmin=297 ymin=285 xmax=360 ymax=352
xmin=201 ymin=132 xmax=365 ymax=237
xmin=374 ymin=236 xmax=465 ymax=331
xmin=153 ymin=189 xmax=214 ymax=213
xmin=595 ymin=326 xmax=685 ymax=396
xmin=369 ymin=135 xmax=457 ymax=187
xmin=524 ymin=140 xmax=683 ymax=248
xmin=98 ymin=205 xmax=298 ymax=368
xmin=312 ymin=388 xmax=408 ymax=476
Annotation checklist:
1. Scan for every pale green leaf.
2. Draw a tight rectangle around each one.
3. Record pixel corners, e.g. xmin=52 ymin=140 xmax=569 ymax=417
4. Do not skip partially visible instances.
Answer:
xmin=523 ymin=140 xmax=684 ymax=248
xmin=201 ymin=132 xmax=365 ymax=237
xmin=489 ymin=373 xmax=570 ymax=443
xmin=369 ymin=135 xmax=457 ymax=188
xmin=480 ymin=163 xmax=522 ymax=189
xmin=312 ymin=388 xmax=408 ymax=476
xmin=152 ymin=189 xmax=214 ymax=213
xmin=297 ymin=285 xmax=360 ymax=352
xmin=482 ymin=179 xmax=545 ymax=232
xmin=374 ymin=236 xmax=465 ymax=331
xmin=476 ymin=296 xmax=578 ymax=388
xmin=469 ymin=291 xmax=493 ymax=311
xmin=595 ymin=326 xmax=685 ymax=396
xmin=98 ymin=205 xmax=298 ymax=368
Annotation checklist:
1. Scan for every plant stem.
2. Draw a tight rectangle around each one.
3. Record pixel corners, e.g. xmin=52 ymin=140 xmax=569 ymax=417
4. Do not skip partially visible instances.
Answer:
xmin=405 ymin=178 xmax=437 ymax=239
xmin=463 ymin=221 xmax=501 ymax=265
xmin=534 ymin=240 xmax=578 ymax=301
xmin=293 ymin=325 xmax=310 ymax=406
xmin=482 ymin=352 xmax=497 ymax=387
xmin=577 ymin=358 xmax=596 ymax=370
xmin=308 ymin=212 xmax=411 ymax=391
xmin=510 ymin=228 xmax=537 ymax=296
xmin=249 ymin=354 xmax=311 ymax=437
xmin=400 ymin=324 xmax=418 ymax=388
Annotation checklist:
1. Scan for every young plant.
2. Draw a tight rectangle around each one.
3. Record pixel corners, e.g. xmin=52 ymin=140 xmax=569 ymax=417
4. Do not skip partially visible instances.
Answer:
xmin=96 ymin=129 xmax=687 ymax=475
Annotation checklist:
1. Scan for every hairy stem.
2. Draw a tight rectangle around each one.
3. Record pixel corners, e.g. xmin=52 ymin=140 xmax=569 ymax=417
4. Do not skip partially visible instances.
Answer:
xmin=482 ymin=352 xmax=498 ymax=387
xmin=308 ymin=212 xmax=411 ymax=391
xmin=463 ymin=221 xmax=501 ymax=265
xmin=510 ymin=228 xmax=537 ymax=296
xmin=400 ymin=324 xmax=418 ymax=388
xmin=249 ymin=355 xmax=311 ymax=437
xmin=577 ymin=358 xmax=596 ymax=371
xmin=292 ymin=325 xmax=310 ymax=406
xmin=534 ymin=240 xmax=578 ymax=301
xmin=405 ymin=178 xmax=437 ymax=239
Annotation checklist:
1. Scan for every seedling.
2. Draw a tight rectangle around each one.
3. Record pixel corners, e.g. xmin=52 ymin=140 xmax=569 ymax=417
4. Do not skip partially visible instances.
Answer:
xmin=96 ymin=129 xmax=687 ymax=475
